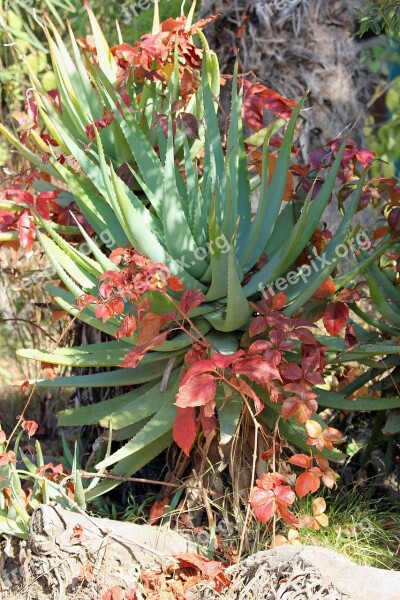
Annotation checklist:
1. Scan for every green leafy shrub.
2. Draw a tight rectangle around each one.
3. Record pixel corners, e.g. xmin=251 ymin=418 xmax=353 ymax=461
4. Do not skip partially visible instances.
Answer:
xmin=357 ymin=0 xmax=400 ymax=40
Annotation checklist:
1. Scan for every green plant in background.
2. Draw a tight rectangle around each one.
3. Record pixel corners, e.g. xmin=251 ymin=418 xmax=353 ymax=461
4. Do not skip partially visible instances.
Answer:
xmin=365 ymin=75 xmax=400 ymax=179
xmin=0 ymin=429 xmax=85 ymax=538
xmin=357 ymin=0 xmax=400 ymax=40
xmin=1 ymin=2 xmax=399 ymax=512
xmin=0 ymin=0 xmax=76 ymax=166
xmin=358 ymin=0 xmax=400 ymax=178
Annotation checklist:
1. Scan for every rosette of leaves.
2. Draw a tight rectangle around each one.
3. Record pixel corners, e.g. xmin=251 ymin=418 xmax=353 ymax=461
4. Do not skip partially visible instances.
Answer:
xmin=2 ymin=7 xmax=399 ymax=503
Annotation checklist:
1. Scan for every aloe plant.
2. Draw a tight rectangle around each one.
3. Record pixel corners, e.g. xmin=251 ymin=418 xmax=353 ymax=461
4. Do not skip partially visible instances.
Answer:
xmin=346 ymin=240 xmax=400 ymax=461
xmin=1 ymin=5 xmax=399 ymax=502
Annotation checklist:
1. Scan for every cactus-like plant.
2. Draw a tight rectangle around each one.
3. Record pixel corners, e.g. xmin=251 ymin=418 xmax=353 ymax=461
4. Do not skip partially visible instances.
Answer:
xmin=1 ymin=5 xmax=399 ymax=506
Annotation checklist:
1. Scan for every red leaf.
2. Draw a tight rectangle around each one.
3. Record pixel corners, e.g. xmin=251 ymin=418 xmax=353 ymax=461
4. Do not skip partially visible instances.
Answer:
xmin=305 ymin=420 xmax=344 ymax=451
xmin=180 ymin=70 xmax=198 ymax=98
xmin=323 ymin=301 xmax=349 ymax=336
xmin=35 ymin=198 xmax=51 ymax=220
xmin=184 ymin=343 xmax=207 ymax=367
xmin=38 ymin=462 xmax=64 ymax=477
xmin=26 ymin=90 xmax=38 ymax=125
xmin=281 ymin=389 xmax=318 ymax=423
xmin=47 ymin=89 xmax=61 ymax=112
xmin=175 ymin=373 xmax=217 ymax=409
xmin=120 ymin=332 xmax=168 ymax=368
xmin=179 ymin=289 xmax=206 ymax=315
xmin=19 ymin=380 xmax=29 ymax=394
xmin=210 ymin=350 xmax=245 ymax=370
xmin=356 ymin=148 xmax=375 ymax=169
xmin=178 ymin=113 xmax=199 ymax=139
xmin=116 ymin=314 xmax=137 ymax=340
xmin=101 ymin=585 xmax=124 ymax=600
xmin=168 ymin=275 xmax=184 ymax=291
xmin=295 ymin=471 xmax=320 ymax=498
xmin=109 ymin=248 xmax=125 ymax=265
xmin=95 ymin=304 xmax=115 ymax=323
xmin=242 ymin=80 xmax=296 ymax=130
xmin=337 ymin=287 xmax=361 ymax=303
xmin=288 ymin=453 xmax=311 ymax=469
xmin=388 ymin=207 xmax=400 ymax=231
xmin=233 ymin=377 xmax=263 ymax=413
xmin=313 ymin=278 xmax=335 ymax=299
xmin=36 ymin=191 xmax=57 ymax=219
xmin=41 ymin=363 xmax=57 ymax=380
xmin=137 ymin=313 xmax=170 ymax=345
xmin=277 ymin=503 xmax=299 ymax=527
xmin=179 ymin=360 xmax=217 ymax=386
xmin=233 ymin=356 xmax=281 ymax=385
xmin=0 ymin=451 xmax=16 ymax=466
xmin=148 ymin=496 xmax=170 ymax=526
xmin=108 ymin=297 xmax=124 ymax=316
xmin=249 ymin=472 xmax=297 ymax=525
xmin=271 ymin=292 xmax=287 ymax=310
xmin=77 ymin=294 xmax=97 ymax=308
xmin=345 ymin=323 xmax=358 ymax=348
xmin=174 ymin=553 xmax=230 ymax=591
xmin=200 ymin=407 xmax=218 ymax=437
xmin=173 ymin=406 xmax=197 ymax=455
xmin=21 ymin=420 xmax=38 ymax=438
xmin=249 ymin=487 xmax=277 ymax=522
xmin=249 ymin=315 xmax=268 ymax=337
xmin=17 ymin=211 xmax=35 ymax=251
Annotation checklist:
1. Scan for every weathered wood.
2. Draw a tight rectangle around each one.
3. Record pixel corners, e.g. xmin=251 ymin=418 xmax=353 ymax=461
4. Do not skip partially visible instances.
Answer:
xmin=188 ymin=546 xmax=400 ymax=600
xmin=6 ymin=504 xmax=202 ymax=599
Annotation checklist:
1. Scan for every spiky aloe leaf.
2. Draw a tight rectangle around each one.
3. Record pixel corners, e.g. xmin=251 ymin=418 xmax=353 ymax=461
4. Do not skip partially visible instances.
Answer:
xmin=95 ymin=393 xmax=177 ymax=470
xmin=216 ymin=385 xmax=243 ymax=445
xmin=83 ymin=0 xmax=115 ymax=81
xmin=317 ymin=390 xmax=400 ymax=411
xmin=71 ymin=218 xmax=119 ymax=273
xmin=58 ymin=378 xmax=157 ymax=426
xmin=85 ymin=432 xmax=172 ymax=499
xmin=30 ymin=361 xmax=179 ymax=389
xmin=244 ymin=138 xmax=349 ymax=296
xmin=162 ymin=119 xmax=207 ymax=279
xmin=102 ymin=369 xmax=181 ymax=430
xmin=38 ymin=233 xmax=97 ymax=295
xmin=51 ymin=162 xmax=127 ymax=246
xmin=206 ymin=238 xmax=252 ymax=331
xmin=284 ymin=173 xmax=367 ymax=314
xmin=240 ymin=99 xmax=304 ymax=271
xmin=226 ymin=64 xmax=251 ymax=255
xmin=36 ymin=214 xmax=103 ymax=278
xmin=0 ymin=124 xmax=58 ymax=179
xmin=16 ymin=341 xmax=183 ymax=368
